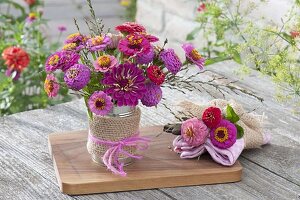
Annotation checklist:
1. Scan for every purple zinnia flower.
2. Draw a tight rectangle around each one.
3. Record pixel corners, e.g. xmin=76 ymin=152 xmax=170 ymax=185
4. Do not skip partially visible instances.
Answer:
xmin=93 ymin=55 xmax=118 ymax=72
xmin=64 ymin=64 xmax=91 ymax=91
xmin=181 ymin=117 xmax=208 ymax=146
xmin=141 ymin=82 xmax=162 ymax=107
xmin=160 ymin=48 xmax=182 ymax=74
xmin=45 ymin=51 xmax=65 ymax=72
xmin=58 ymin=25 xmax=67 ymax=32
xmin=102 ymin=63 xmax=146 ymax=106
xmin=86 ymin=35 xmax=111 ymax=52
xmin=136 ymin=47 xmax=155 ymax=64
xmin=61 ymin=51 xmax=80 ymax=72
xmin=182 ymin=43 xmax=205 ymax=70
xmin=210 ymin=119 xmax=237 ymax=149
xmin=118 ymin=33 xmax=151 ymax=56
xmin=88 ymin=91 xmax=113 ymax=116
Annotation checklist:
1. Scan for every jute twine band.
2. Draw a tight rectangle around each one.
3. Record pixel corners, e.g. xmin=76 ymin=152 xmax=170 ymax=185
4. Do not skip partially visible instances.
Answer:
xmin=87 ymin=107 xmax=141 ymax=159
xmin=179 ymin=99 xmax=265 ymax=149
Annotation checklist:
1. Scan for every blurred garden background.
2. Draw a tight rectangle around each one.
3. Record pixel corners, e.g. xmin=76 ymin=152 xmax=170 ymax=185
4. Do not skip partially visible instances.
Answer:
xmin=0 ymin=0 xmax=300 ymax=116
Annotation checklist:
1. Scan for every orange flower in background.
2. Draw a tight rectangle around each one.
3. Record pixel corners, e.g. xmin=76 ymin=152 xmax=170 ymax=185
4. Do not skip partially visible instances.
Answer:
xmin=24 ymin=0 xmax=36 ymax=6
xmin=2 ymin=46 xmax=30 ymax=72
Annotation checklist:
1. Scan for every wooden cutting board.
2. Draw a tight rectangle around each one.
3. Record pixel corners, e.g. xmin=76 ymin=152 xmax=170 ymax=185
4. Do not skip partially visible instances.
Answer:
xmin=48 ymin=126 xmax=242 ymax=195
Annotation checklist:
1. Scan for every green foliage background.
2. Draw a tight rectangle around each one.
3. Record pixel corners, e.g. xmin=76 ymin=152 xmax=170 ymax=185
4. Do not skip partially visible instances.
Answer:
xmin=0 ymin=0 xmax=71 ymax=116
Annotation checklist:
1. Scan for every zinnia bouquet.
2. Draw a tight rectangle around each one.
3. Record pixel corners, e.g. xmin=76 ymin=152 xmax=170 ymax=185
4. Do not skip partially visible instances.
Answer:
xmin=44 ymin=5 xmax=206 ymax=120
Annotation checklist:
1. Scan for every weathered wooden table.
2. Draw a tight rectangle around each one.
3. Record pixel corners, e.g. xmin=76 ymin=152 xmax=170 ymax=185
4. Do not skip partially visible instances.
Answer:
xmin=1 ymin=63 xmax=299 ymax=199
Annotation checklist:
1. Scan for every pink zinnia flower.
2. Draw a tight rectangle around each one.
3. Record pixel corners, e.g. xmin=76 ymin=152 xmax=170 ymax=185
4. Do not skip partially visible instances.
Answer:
xmin=44 ymin=74 xmax=59 ymax=98
xmin=197 ymin=3 xmax=206 ymax=12
xmin=93 ymin=55 xmax=118 ymax=72
xmin=64 ymin=33 xmax=87 ymax=50
xmin=26 ymin=12 xmax=37 ymax=23
xmin=118 ymin=33 xmax=151 ymax=56
xmin=86 ymin=35 xmax=111 ymax=52
xmin=88 ymin=91 xmax=113 ymax=116
xmin=182 ymin=43 xmax=205 ymax=70
xmin=291 ymin=30 xmax=300 ymax=39
xmin=58 ymin=25 xmax=67 ymax=32
xmin=181 ymin=118 xmax=209 ymax=146
xmin=106 ymin=33 xmax=123 ymax=49
xmin=115 ymin=22 xmax=146 ymax=34
xmin=210 ymin=119 xmax=237 ymax=149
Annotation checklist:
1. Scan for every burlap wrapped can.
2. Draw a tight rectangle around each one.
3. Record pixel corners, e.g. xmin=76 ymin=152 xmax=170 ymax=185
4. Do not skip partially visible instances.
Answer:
xmin=87 ymin=107 xmax=141 ymax=165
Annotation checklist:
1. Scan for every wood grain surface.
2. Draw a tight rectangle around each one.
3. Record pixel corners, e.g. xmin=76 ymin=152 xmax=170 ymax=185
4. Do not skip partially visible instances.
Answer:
xmin=48 ymin=126 xmax=242 ymax=195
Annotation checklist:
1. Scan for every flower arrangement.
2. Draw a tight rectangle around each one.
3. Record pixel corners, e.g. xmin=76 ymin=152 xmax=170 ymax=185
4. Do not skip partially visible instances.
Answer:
xmin=44 ymin=18 xmax=206 ymax=119
xmin=43 ymin=0 xmax=208 ymax=176
xmin=165 ymin=99 xmax=271 ymax=166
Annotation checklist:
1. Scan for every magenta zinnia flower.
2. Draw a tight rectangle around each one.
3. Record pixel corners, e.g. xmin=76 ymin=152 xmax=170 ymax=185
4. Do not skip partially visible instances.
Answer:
xmin=93 ymin=55 xmax=118 ymax=72
xmin=45 ymin=51 xmax=65 ymax=72
xmin=61 ymin=51 xmax=80 ymax=72
xmin=65 ymin=33 xmax=87 ymax=51
xmin=141 ymin=82 xmax=162 ymax=107
xmin=181 ymin=118 xmax=209 ymax=146
xmin=210 ymin=119 xmax=237 ymax=149
xmin=160 ymin=48 xmax=182 ymax=74
xmin=86 ymin=35 xmax=111 ymax=52
xmin=136 ymin=47 xmax=155 ymax=64
xmin=182 ymin=43 xmax=205 ymax=70
xmin=44 ymin=74 xmax=59 ymax=98
xmin=102 ymin=63 xmax=146 ymax=106
xmin=118 ymin=33 xmax=151 ymax=56
xmin=88 ymin=91 xmax=113 ymax=116
xmin=115 ymin=22 xmax=146 ymax=34
xmin=64 ymin=64 xmax=91 ymax=91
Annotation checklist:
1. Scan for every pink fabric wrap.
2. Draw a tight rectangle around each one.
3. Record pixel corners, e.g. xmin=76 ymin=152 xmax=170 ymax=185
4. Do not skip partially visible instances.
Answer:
xmin=174 ymin=135 xmax=244 ymax=166
xmin=89 ymin=132 xmax=150 ymax=176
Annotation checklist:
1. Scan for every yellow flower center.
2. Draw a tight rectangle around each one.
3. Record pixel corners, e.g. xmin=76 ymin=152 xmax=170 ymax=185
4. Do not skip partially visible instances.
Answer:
xmin=128 ymin=35 xmax=143 ymax=46
xmin=185 ymin=127 xmax=195 ymax=138
xmin=95 ymin=98 xmax=106 ymax=110
xmin=214 ymin=127 xmax=229 ymax=143
xmin=97 ymin=55 xmax=111 ymax=67
xmin=67 ymin=69 xmax=79 ymax=79
xmin=48 ymin=55 xmax=60 ymax=65
xmin=191 ymin=49 xmax=202 ymax=60
xmin=44 ymin=79 xmax=54 ymax=93
xmin=67 ymin=33 xmax=80 ymax=40
xmin=29 ymin=12 xmax=36 ymax=19
xmin=63 ymin=43 xmax=77 ymax=51
xmin=92 ymin=36 xmax=104 ymax=45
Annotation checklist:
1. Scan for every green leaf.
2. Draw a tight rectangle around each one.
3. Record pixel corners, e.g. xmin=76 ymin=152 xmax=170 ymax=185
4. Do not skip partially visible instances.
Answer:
xmin=205 ymin=56 xmax=232 ymax=66
xmin=0 ymin=73 xmax=12 ymax=92
xmin=235 ymin=124 xmax=244 ymax=139
xmin=232 ymin=50 xmax=242 ymax=64
xmin=225 ymin=104 xmax=240 ymax=123
xmin=186 ymin=26 xmax=201 ymax=41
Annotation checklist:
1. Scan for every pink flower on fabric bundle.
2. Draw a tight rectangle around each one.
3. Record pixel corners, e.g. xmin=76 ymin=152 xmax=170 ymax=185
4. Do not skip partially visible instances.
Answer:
xmin=210 ymin=119 xmax=237 ymax=149
xmin=93 ymin=55 xmax=118 ymax=72
xmin=181 ymin=118 xmax=209 ymax=146
xmin=182 ymin=43 xmax=205 ymax=70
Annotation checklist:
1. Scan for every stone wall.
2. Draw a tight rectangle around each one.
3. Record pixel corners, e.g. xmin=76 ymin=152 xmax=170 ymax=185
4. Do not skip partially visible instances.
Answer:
xmin=136 ymin=0 xmax=294 ymax=59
